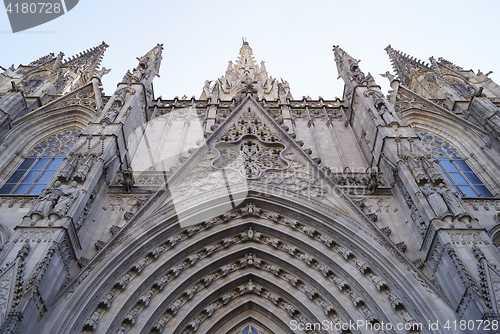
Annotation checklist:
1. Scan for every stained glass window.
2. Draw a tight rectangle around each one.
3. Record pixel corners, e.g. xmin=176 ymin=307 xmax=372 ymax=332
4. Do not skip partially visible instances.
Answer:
xmin=416 ymin=130 xmax=492 ymax=197
xmin=0 ymin=128 xmax=80 ymax=195
xmin=240 ymin=326 xmax=258 ymax=334
xmin=24 ymin=80 xmax=42 ymax=91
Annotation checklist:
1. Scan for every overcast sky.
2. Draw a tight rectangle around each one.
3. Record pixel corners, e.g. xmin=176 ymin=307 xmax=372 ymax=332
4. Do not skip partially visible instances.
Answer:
xmin=1 ymin=0 xmax=498 ymax=100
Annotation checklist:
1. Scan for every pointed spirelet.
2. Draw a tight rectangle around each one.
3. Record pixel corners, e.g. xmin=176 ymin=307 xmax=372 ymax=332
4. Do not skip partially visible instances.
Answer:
xmin=333 ymin=45 xmax=374 ymax=93
xmin=235 ymin=42 xmax=259 ymax=78
xmin=384 ymin=45 xmax=430 ymax=86
xmin=62 ymin=41 xmax=109 ymax=81
xmin=125 ymin=44 xmax=163 ymax=85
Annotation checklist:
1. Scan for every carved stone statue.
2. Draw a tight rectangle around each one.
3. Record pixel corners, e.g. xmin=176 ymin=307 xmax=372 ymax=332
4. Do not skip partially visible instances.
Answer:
xmin=349 ymin=59 xmax=365 ymax=83
xmin=103 ymin=102 xmax=120 ymax=123
xmin=122 ymin=169 xmax=134 ymax=193
xmin=52 ymin=181 xmax=80 ymax=217
xmin=420 ymin=156 xmax=442 ymax=183
xmin=367 ymin=171 xmax=379 ymax=194
xmin=375 ymin=101 xmax=398 ymax=125
xmin=73 ymin=154 xmax=94 ymax=182
xmin=438 ymin=183 xmax=466 ymax=217
xmin=131 ymin=62 xmax=147 ymax=83
xmin=421 ymin=183 xmax=449 ymax=217
xmin=380 ymin=71 xmax=396 ymax=82
xmin=32 ymin=181 xmax=62 ymax=218
xmin=96 ymin=67 xmax=111 ymax=79
xmin=59 ymin=154 xmax=80 ymax=181
xmin=203 ymin=80 xmax=211 ymax=98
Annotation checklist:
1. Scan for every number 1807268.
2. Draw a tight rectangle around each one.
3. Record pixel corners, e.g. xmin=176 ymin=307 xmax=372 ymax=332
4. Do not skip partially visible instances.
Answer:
xmin=5 ymin=2 xmax=61 ymax=14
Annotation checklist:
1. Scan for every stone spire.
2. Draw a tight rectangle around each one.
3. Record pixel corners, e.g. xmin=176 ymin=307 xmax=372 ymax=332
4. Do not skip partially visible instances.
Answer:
xmin=333 ymin=45 xmax=364 ymax=82
xmin=235 ymin=42 xmax=260 ymax=79
xmin=200 ymin=41 xmax=289 ymax=101
xmin=333 ymin=45 xmax=378 ymax=100
xmin=122 ymin=43 xmax=163 ymax=86
xmin=384 ymin=45 xmax=430 ymax=86
xmin=62 ymin=41 xmax=109 ymax=82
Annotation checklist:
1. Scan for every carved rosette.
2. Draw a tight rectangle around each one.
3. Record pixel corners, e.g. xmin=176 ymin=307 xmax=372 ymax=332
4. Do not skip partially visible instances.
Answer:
xmin=213 ymin=139 xmax=288 ymax=179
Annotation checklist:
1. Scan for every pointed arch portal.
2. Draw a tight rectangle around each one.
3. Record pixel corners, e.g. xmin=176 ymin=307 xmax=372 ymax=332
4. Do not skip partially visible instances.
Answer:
xmin=50 ymin=188 xmax=457 ymax=334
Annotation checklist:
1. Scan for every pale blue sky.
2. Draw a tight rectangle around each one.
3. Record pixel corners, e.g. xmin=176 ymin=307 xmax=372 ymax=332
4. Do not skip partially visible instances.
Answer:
xmin=1 ymin=0 xmax=498 ymax=99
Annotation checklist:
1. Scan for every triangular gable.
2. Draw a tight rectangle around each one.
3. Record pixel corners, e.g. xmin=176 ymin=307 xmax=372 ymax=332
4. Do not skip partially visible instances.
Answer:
xmin=395 ymin=86 xmax=487 ymax=135
xmin=140 ymin=96 xmax=366 ymax=228
xmin=16 ymin=82 xmax=99 ymax=124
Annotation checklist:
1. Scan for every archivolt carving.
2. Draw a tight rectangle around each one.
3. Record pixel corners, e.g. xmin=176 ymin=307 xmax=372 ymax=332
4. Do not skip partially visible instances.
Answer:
xmin=78 ymin=206 xmax=420 ymax=333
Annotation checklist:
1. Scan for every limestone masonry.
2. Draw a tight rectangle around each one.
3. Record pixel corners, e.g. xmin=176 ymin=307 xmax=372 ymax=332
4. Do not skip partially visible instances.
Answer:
xmin=0 ymin=41 xmax=500 ymax=333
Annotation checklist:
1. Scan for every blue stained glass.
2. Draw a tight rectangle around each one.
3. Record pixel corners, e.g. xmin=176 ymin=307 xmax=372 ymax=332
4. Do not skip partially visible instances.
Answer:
xmin=459 ymin=186 xmax=477 ymax=197
xmin=251 ymin=329 xmax=258 ymax=334
xmin=454 ymin=159 xmax=472 ymax=171
xmin=0 ymin=128 xmax=80 ymax=195
xmin=32 ymin=158 xmax=51 ymax=170
xmin=22 ymin=170 xmax=42 ymax=183
xmin=448 ymin=172 xmax=467 ymax=185
xmin=13 ymin=184 xmax=31 ymax=194
xmin=8 ymin=170 xmax=28 ymax=183
xmin=443 ymin=172 xmax=453 ymax=183
xmin=29 ymin=184 xmax=47 ymax=195
xmin=475 ymin=185 xmax=493 ymax=197
xmin=0 ymin=183 xmax=16 ymax=194
xmin=458 ymin=84 xmax=470 ymax=94
xmin=440 ymin=159 xmax=458 ymax=172
xmin=37 ymin=171 xmax=56 ymax=183
xmin=18 ymin=157 xmax=36 ymax=169
xmin=47 ymin=158 xmax=64 ymax=170
xmin=31 ymin=80 xmax=42 ymax=89
xmin=463 ymin=172 xmax=482 ymax=184
xmin=242 ymin=328 xmax=249 ymax=334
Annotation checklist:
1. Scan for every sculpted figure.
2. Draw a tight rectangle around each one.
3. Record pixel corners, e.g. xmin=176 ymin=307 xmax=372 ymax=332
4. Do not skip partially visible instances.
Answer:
xmin=438 ymin=183 xmax=466 ymax=217
xmin=32 ymin=181 xmax=62 ymax=218
xmin=122 ymin=169 xmax=134 ymax=193
xmin=203 ymin=80 xmax=211 ymax=98
xmin=381 ymin=71 xmax=396 ymax=82
xmin=421 ymin=183 xmax=449 ymax=217
xmin=367 ymin=171 xmax=379 ymax=194
xmin=52 ymin=181 xmax=80 ymax=217
xmin=96 ymin=67 xmax=111 ymax=79
xmin=376 ymin=101 xmax=397 ymax=125
xmin=59 ymin=154 xmax=79 ymax=181
xmin=73 ymin=154 xmax=94 ymax=182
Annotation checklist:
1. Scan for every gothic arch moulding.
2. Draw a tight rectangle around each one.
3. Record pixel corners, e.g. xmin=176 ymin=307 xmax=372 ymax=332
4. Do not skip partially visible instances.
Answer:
xmin=44 ymin=192 xmax=460 ymax=334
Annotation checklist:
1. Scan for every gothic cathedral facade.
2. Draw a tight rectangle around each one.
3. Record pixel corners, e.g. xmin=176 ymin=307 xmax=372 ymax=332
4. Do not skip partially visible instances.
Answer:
xmin=0 ymin=41 xmax=500 ymax=334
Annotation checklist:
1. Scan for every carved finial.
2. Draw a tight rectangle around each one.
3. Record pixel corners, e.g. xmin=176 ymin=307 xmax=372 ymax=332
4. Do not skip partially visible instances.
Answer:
xmin=242 ymin=37 xmax=249 ymax=46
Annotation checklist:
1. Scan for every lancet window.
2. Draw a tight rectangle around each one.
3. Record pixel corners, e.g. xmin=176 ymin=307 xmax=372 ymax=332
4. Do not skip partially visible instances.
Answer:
xmin=416 ymin=130 xmax=492 ymax=197
xmin=0 ymin=128 xmax=80 ymax=195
